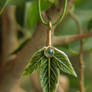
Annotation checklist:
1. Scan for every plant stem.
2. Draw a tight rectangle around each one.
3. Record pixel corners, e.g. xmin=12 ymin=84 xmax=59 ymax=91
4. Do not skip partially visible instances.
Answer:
xmin=79 ymin=40 xmax=85 ymax=92
xmin=69 ymin=11 xmax=85 ymax=92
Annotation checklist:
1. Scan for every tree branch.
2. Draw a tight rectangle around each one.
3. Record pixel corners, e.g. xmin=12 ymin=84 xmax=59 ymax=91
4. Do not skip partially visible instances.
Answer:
xmin=0 ymin=22 xmax=47 ymax=92
xmin=0 ymin=0 xmax=65 ymax=91
xmin=53 ymin=31 xmax=92 ymax=45
xmin=2 ymin=6 xmax=18 ymax=65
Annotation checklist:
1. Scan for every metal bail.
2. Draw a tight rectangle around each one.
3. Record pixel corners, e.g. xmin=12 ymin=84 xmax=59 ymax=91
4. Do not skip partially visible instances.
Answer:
xmin=48 ymin=21 xmax=52 ymax=47
xmin=49 ymin=21 xmax=52 ymax=31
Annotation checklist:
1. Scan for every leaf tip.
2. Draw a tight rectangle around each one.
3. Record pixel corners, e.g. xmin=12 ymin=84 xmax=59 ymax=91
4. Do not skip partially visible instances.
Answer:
xmin=22 ymin=71 xmax=29 ymax=76
xmin=72 ymin=70 xmax=77 ymax=78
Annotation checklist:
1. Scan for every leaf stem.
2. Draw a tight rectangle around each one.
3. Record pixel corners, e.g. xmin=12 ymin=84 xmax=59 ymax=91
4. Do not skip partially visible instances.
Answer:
xmin=48 ymin=58 xmax=50 ymax=92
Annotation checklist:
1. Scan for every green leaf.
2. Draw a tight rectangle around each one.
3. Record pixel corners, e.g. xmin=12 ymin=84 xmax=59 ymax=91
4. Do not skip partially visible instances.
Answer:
xmin=8 ymin=0 xmax=26 ymax=6
xmin=27 ymin=0 xmax=39 ymax=29
xmin=40 ymin=0 xmax=59 ymax=11
xmin=87 ymin=19 xmax=92 ymax=30
xmin=53 ymin=47 xmax=77 ymax=77
xmin=74 ymin=0 xmax=92 ymax=10
xmin=0 ymin=0 xmax=8 ymax=14
xmin=23 ymin=47 xmax=77 ymax=92
xmin=15 ymin=3 xmax=25 ymax=27
xmin=23 ymin=48 xmax=44 ymax=75
xmin=40 ymin=57 xmax=59 ymax=92
xmin=26 ymin=0 xmax=53 ymax=29
xmin=40 ymin=0 xmax=52 ymax=11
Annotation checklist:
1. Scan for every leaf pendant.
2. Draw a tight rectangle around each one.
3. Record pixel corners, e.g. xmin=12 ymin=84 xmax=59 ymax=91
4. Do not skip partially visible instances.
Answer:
xmin=23 ymin=46 xmax=77 ymax=92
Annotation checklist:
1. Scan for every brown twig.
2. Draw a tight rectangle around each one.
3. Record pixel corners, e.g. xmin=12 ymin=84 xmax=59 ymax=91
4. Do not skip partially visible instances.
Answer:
xmin=70 ymin=11 xmax=85 ymax=92
xmin=79 ymin=40 xmax=85 ymax=92
xmin=52 ymin=31 xmax=92 ymax=45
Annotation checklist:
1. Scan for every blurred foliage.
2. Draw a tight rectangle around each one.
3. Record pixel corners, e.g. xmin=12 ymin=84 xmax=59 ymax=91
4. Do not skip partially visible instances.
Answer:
xmin=26 ymin=0 xmax=39 ymax=29
xmin=75 ymin=0 xmax=92 ymax=10
xmin=87 ymin=19 xmax=92 ymax=30
xmin=0 ymin=0 xmax=92 ymax=92
xmin=16 ymin=3 xmax=25 ymax=27
xmin=0 ymin=0 xmax=8 ymax=14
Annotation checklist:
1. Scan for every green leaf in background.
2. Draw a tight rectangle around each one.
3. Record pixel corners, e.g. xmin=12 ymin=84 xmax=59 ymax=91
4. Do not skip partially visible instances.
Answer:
xmin=41 ymin=0 xmax=52 ymax=11
xmin=26 ymin=0 xmax=59 ymax=29
xmin=23 ymin=47 xmax=77 ymax=92
xmin=16 ymin=3 xmax=25 ymax=27
xmin=0 ymin=0 xmax=26 ymax=15
xmin=0 ymin=0 xmax=8 ymax=14
xmin=74 ymin=0 xmax=92 ymax=10
xmin=8 ymin=0 xmax=26 ymax=6
xmin=87 ymin=19 xmax=92 ymax=30
xmin=41 ymin=0 xmax=59 ymax=11
xmin=27 ymin=0 xmax=39 ymax=29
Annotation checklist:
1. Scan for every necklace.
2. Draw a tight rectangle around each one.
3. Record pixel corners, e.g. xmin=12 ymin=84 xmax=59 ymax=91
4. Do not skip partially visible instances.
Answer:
xmin=23 ymin=0 xmax=77 ymax=92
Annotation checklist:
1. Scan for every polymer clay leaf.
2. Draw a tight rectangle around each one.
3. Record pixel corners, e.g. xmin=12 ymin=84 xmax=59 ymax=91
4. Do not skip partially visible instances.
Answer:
xmin=23 ymin=48 xmax=44 ymax=75
xmin=0 ymin=0 xmax=8 ymax=14
xmin=40 ymin=57 xmax=59 ymax=92
xmin=53 ymin=47 xmax=77 ymax=77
